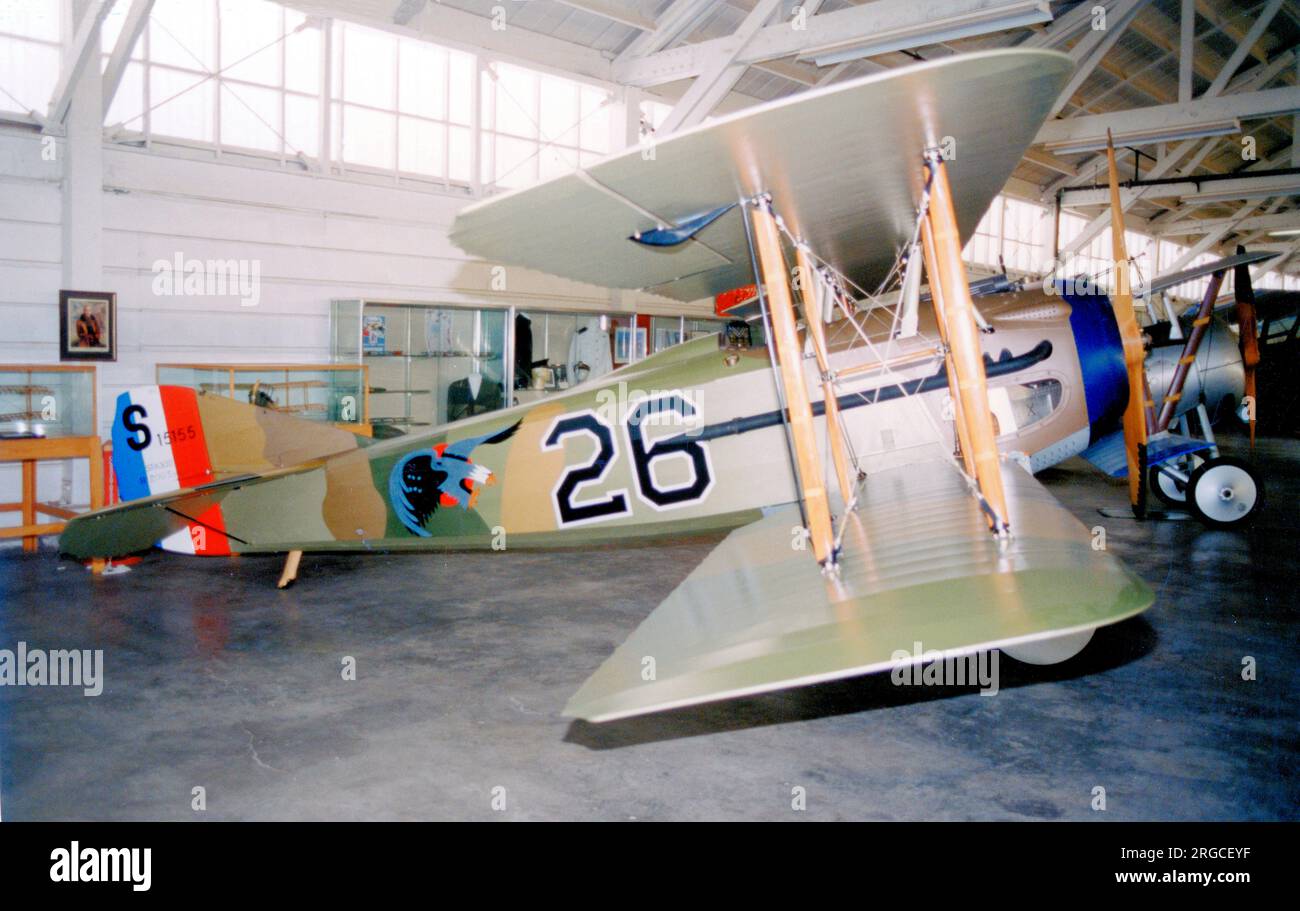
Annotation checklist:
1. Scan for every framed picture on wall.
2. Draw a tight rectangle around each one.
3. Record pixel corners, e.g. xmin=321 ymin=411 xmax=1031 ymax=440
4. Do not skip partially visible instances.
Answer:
xmin=59 ymin=290 xmax=116 ymax=361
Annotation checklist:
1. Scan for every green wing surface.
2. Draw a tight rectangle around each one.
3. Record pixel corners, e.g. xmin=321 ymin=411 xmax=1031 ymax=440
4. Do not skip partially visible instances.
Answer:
xmin=564 ymin=461 xmax=1153 ymax=722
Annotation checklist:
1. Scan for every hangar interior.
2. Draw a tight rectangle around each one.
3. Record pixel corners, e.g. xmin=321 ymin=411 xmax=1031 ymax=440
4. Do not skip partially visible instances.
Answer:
xmin=0 ymin=0 xmax=1297 ymax=820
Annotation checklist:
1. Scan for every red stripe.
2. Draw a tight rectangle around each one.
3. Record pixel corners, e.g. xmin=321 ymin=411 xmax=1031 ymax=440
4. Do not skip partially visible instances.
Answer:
xmin=158 ymin=386 xmax=214 ymax=489
xmin=189 ymin=503 xmax=231 ymax=556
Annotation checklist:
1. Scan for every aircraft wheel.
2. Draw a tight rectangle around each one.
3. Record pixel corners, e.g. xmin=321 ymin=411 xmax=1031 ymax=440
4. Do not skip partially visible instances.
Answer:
xmin=1148 ymin=455 xmax=1203 ymax=506
xmin=1002 ymin=628 xmax=1095 ymax=665
xmin=1186 ymin=456 xmax=1263 ymax=528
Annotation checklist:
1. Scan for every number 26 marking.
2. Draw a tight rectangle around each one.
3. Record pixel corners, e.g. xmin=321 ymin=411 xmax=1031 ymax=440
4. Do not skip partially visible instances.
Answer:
xmin=543 ymin=394 xmax=714 ymax=528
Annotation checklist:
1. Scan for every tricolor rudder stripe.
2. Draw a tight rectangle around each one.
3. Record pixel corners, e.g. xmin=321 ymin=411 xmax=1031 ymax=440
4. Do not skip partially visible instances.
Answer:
xmin=110 ymin=386 xmax=229 ymax=556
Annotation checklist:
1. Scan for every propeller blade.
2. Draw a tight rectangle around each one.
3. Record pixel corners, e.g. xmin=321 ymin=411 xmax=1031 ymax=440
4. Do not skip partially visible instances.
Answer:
xmin=1233 ymin=244 xmax=1261 ymax=448
xmin=1105 ymin=132 xmax=1151 ymax=516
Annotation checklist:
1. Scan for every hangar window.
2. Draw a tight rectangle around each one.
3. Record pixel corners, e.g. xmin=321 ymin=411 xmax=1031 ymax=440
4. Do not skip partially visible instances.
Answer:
xmin=481 ymin=61 xmax=613 ymax=190
xmin=0 ymin=1 xmax=62 ymax=120
xmin=331 ymin=21 xmax=474 ymax=181
xmin=100 ymin=0 xmax=321 ymax=157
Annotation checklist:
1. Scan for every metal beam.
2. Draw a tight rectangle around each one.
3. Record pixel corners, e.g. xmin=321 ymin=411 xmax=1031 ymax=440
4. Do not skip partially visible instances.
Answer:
xmin=1156 ymin=199 xmax=1265 ymax=276
xmin=1203 ymin=0 xmax=1284 ymax=98
xmin=1037 ymin=84 xmax=1300 ymax=150
xmin=1156 ymin=211 xmax=1300 ymax=238
xmin=47 ymin=0 xmax=116 ymax=129
xmin=553 ymin=0 xmax=655 ymax=32
xmin=1021 ymin=0 xmax=1114 ymax=49
xmin=1062 ymin=172 xmax=1300 ymax=207
xmin=1043 ymin=47 xmax=1296 ymax=199
xmin=101 ymin=0 xmax=153 ymax=119
xmin=1178 ymin=0 xmax=1194 ymax=104
xmin=615 ymin=0 xmax=712 ymax=62
xmin=1049 ymin=0 xmax=1147 ymax=118
xmin=613 ymin=0 xmax=1051 ymax=88
xmin=658 ymin=0 xmax=782 ymax=134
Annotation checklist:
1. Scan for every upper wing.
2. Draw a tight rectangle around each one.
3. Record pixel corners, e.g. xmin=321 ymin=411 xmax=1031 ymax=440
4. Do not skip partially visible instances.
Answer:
xmin=564 ymin=460 xmax=1153 ymax=722
xmin=451 ymin=49 xmax=1072 ymax=303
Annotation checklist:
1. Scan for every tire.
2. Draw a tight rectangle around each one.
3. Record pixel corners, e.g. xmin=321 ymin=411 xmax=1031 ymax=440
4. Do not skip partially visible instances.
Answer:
xmin=1185 ymin=456 xmax=1264 ymax=528
xmin=1149 ymin=454 xmax=1203 ymax=507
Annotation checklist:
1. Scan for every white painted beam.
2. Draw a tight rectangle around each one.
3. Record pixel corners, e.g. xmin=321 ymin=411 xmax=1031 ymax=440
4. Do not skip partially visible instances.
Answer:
xmin=615 ymin=0 xmax=713 ymax=62
xmin=1156 ymin=210 xmax=1300 ymax=236
xmin=1155 ymin=199 xmax=1264 ymax=276
xmin=659 ymin=0 xmax=782 ymax=134
xmin=101 ymin=0 xmax=153 ymax=120
xmin=613 ymin=0 xmax=1051 ymax=88
xmin=1178 ymin=0 xmax=1194 ymax=104
xmin=1042 ymin=48 xmax=1296 ymax=197
xmin=1021 ymin=0 xmax=1112 ymax=48
xmin=553 ymin=0 xmax=655 ymax=32
xmin=1062 ymin=173 xmax=1300 ymax=208
xmin=1049 ymin=0 xmax=1147 ymax=118
xmin=1037 ymin=84 xmax=1300 ymax=149
xmin=62 ymin=0 xmax=106 ymax=292
xmin=1203 ymin=0 xmax=1283 ymax=98
xmin=47 ymin=0 xmax=116 ymax=129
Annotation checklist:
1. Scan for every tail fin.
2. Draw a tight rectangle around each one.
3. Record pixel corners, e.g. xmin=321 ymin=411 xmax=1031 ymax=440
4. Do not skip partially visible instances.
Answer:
xmin=106 ymin=385 xmax=359 ymax=556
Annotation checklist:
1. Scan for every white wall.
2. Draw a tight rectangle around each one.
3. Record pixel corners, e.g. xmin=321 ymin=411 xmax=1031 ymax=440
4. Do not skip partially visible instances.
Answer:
xmin=0 ymin=125 xmax=714 ymax=518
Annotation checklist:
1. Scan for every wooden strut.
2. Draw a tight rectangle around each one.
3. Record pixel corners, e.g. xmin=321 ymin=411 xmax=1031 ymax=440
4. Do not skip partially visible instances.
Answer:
xmin=921 ymin=219 xmax=977 ymax=481
xmin=749 ymin=200 xmax=836 ymax=565
xmin=1154 ymin=268 xmax=1226 ymax=433
xmin=278 ymin=550 xmax=302 ymax=589
xmin=923 ymin=153 xmax=1010 ymax=534
xmin=793 ymin=244 xmax=856 ymax=505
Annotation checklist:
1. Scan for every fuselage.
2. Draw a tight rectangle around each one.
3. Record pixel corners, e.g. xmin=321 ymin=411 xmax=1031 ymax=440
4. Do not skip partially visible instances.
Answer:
xmin=134 ymin=286 xmax=1241 ymax=556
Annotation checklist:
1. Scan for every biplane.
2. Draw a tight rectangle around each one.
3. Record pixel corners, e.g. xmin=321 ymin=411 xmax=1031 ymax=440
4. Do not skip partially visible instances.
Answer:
xmin=64 ymin=48 xmax=1189 ymax=722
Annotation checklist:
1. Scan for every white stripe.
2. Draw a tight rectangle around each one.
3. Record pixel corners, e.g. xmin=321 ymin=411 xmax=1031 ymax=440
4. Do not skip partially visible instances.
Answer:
xmin=128 ymin=386 xmax=181 ymax=496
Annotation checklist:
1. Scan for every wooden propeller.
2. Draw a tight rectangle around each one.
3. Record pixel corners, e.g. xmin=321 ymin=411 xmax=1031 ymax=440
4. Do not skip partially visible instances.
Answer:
xmin=1105 ymin=132 xmax=1152 ymax=517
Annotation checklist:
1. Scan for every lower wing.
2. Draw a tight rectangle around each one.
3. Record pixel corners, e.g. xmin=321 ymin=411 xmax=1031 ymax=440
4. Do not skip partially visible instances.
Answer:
xmin=565 ymin=460 xmax=1153 ymax=722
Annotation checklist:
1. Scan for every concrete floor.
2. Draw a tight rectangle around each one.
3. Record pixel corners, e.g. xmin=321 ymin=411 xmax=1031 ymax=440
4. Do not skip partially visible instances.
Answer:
xmin=1 ymin=433 xmax=1296 ymax=821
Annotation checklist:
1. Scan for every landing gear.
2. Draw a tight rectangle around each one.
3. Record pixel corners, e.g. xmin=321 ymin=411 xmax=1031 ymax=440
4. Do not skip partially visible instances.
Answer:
xmin=1148 ymin=454 xmax=1204 ymax=506
xmin=1185 ymin=456 xmax=1263 ymax=528
xmin=1003 ymin=628 xmax=1095 ymax=665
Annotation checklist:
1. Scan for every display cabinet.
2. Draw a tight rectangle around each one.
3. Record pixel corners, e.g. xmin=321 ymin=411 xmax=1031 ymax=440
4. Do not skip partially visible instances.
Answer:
xmin=0 ymin=364 xmax=96 ymax=438
xmin=333 ymin=300 xmax=509 ymax=434
xmin=156 ymin=363 xmax=369 ymax=431
xmin=0 ymin=364 xmax=102 ymax=560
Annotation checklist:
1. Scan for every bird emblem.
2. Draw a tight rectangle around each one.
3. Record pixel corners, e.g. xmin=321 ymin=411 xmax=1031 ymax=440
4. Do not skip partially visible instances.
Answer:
xmin=389 ymin=420 xmax=521 ymax=537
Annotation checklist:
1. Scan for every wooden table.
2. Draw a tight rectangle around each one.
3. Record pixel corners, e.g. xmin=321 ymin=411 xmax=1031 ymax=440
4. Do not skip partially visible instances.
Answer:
xmin=0 ymin=435 xmax=104 ymax=567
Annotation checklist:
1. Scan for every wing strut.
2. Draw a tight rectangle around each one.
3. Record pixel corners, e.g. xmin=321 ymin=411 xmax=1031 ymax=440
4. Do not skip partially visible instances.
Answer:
xmin=746 ymin=195 xmax=837 ymax=567
xmin=793 ymin=243 xmax=857 ymax=506
xmin=921 ymin=150 xmax=1010 ymax=534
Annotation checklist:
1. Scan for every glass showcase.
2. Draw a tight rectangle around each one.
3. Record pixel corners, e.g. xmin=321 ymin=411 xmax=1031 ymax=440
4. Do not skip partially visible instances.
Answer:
xmin=0 ymin=365 xmax=96 ymax=438
xmin=156 ymin=364 xmax=369 ymax=426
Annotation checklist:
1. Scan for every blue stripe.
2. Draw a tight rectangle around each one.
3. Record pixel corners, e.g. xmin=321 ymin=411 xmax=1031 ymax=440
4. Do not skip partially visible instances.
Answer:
xmin=110 ymin=391 xmax=152 ymax=501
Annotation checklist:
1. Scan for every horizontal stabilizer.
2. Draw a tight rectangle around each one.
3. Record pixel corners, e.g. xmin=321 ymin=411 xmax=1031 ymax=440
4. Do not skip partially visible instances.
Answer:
xmin=59 ymin=464 xmax=310 ymax=560
xmin=564 ymin=461 xmax=1152 ymax=722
